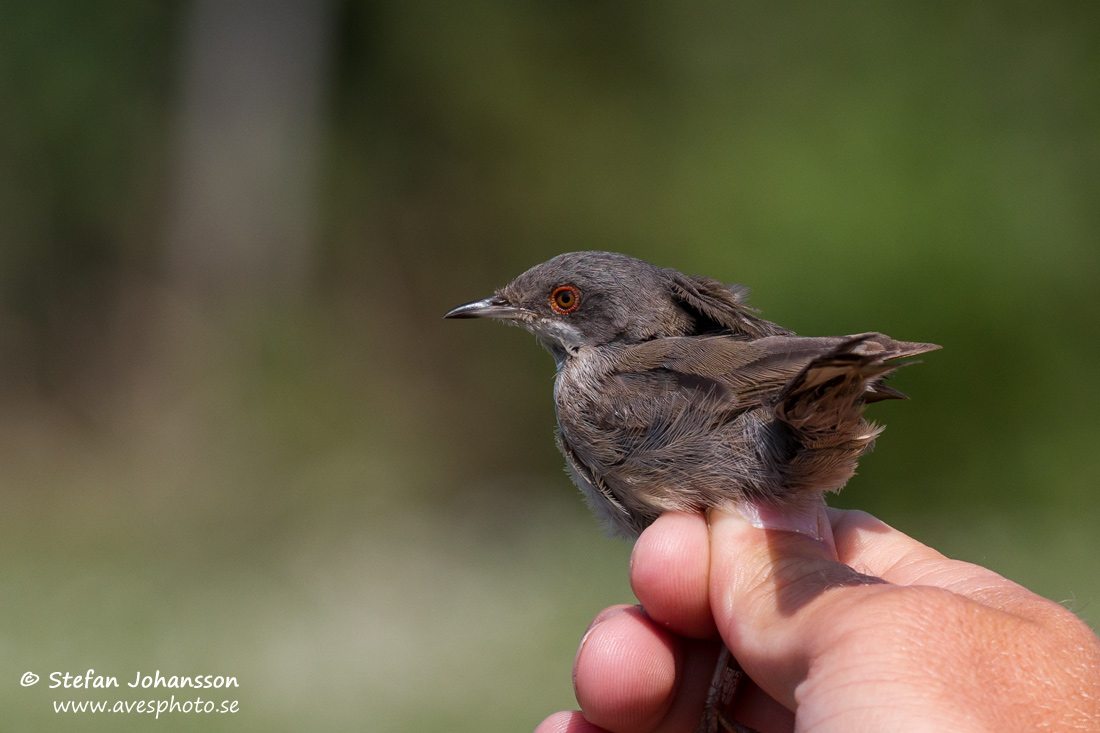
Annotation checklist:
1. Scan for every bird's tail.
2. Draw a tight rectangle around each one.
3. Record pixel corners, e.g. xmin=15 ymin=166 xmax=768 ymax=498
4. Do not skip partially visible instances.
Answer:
xmin=772 ymin=333 xmax=938 ymax=493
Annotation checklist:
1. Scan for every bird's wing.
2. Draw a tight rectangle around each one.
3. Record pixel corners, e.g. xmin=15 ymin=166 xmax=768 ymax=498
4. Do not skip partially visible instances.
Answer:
xmin=581 ymin=335 xmax=823 ymax=445
xmin=611 ymin=333 xmax=939 ymax=405
xmin=607 ymin=335 xmax=832 ymax=407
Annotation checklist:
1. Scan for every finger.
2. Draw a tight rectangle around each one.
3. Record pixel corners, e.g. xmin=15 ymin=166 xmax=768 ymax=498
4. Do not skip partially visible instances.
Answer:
xmin=534 ymin=710 xmax=609 ymax=733
xmin=575 ymin=616 xmax=787 ymax=733
xmin=830 ymin=507 xmax=940 ymax=574
xmin=829 ymin=509 xmax=1063 ymax=622
xmin=630 ymin=512 xmax=717 ymax=639
xmin=708 ymin=507 xmax=886 ymax=709
xmin=732 ymin=679 xmax=796 ymax=733
xmin=573 ymin=606 xmax=679 ymax=732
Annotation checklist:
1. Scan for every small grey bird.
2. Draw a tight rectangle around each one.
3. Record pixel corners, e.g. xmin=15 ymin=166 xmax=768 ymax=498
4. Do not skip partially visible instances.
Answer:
xmin=445 ymin=251 xmax=937 ymax=540
xmin=445 ymin=251 xmax=938 ymax=732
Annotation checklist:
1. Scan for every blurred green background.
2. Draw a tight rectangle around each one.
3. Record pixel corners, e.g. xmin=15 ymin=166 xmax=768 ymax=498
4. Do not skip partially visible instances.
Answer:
xmin=2 ymin=1 xmax=1098 ymax=730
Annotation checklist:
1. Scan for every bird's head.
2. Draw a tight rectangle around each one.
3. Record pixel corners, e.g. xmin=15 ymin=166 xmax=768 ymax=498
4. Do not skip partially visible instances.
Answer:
xmin=444 ymin=251 xmax=787 ymax=364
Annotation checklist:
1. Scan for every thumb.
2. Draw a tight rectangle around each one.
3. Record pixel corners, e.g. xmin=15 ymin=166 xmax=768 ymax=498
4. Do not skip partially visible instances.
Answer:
xmin=708 ymin=505 xmax=885 ymax=710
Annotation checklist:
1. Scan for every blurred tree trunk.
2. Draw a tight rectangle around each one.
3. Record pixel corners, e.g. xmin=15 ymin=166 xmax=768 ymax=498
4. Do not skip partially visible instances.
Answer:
xmin=164 ymin=0 xmax=335 ymax=303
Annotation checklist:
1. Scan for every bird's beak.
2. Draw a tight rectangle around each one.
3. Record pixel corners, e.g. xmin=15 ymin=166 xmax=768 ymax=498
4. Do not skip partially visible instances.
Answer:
xmin=443 ymin=294 xmax=529 ymax=320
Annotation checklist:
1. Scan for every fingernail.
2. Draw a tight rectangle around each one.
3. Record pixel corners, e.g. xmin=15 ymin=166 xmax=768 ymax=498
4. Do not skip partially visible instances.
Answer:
xmin=576 ymin=606 xmax=631 ymax=661
xmin=724 ymin=498 xmax=837 ymax=557
xmin=574 ymin=605 xmax=633 ymax=694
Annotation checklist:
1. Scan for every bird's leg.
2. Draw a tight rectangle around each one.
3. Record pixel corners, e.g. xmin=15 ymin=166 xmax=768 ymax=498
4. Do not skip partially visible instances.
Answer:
xmin=696 ymin=645 xmax=760 ymax=733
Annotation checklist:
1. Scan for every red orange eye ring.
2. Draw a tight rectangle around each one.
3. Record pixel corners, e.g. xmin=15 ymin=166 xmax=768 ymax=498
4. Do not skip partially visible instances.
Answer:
xmin=550 ymin=285 xmax=580 ymax=314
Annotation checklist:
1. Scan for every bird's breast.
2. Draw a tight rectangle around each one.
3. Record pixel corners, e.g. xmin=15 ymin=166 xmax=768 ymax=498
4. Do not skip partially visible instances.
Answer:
xmin=554 ymin=348 xmax=614 ymax=408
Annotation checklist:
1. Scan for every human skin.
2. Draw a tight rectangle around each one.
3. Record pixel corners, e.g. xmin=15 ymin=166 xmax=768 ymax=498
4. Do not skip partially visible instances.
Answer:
xmin=534 ymin=509 xmax=1100 ymax=732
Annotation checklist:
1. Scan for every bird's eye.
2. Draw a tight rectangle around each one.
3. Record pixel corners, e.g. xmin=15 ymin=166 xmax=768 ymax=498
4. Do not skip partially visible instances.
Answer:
xmin=550 ymin=285 xmax=580 ymax=314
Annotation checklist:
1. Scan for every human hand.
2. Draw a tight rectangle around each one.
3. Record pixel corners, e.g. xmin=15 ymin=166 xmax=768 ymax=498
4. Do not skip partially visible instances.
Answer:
xmin=535 ymin=508 xmax=1100 ymax=732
